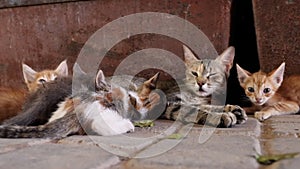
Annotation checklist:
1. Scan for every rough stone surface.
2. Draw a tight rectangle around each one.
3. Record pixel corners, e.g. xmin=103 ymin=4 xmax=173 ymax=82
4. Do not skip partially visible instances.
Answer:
xmin=0 ymin=142 xmax=120 ymax=169
xmin=1 ymin=116 xmax=300 ymax=169
xmin=259 ymin=115 xmax=300 ymax=169
xmin=124 ymin=135 xmax=259 ymax=169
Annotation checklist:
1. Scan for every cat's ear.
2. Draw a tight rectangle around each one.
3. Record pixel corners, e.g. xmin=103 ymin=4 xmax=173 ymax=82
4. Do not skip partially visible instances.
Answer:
xmin=216 ymin=46 xmax=235 ymax=74
xmin=144 ymin=72 xmax=160 ymax=88
xmin=183 ymin=45 xmax=199 ymax=65
xmin=139 ymin=72 xmax=160 ymax=97
xmin=72 ymin=63 xmax=89 ymax=93
xmin=55 ymin=60 xmax=68 ymax=76
xmin=269 ymin=62 xmax=285 ymax=85
xmin=22 ymin=63 xmax=37 ymax=83
xmin=73 ymin=62 xmax=86 ymax=77
xmin=95 ymin=69 xmax=107 ymax=89
xmin=236 ymin=64 xmax=251 ymax=84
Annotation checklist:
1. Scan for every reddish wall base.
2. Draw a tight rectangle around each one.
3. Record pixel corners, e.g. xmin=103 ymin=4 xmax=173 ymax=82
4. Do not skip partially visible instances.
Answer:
xmin=0 ymin=0 xmax=232 ymax=88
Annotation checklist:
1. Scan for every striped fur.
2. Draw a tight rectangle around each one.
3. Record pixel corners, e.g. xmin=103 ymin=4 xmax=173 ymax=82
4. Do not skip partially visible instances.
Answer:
xmin=0 ymin=69 xmax=164 ymax=138
xmin=237 ymin=63 xmax=300 ymax=121
xmin=162 ymin=45 xmax=247 ymax=127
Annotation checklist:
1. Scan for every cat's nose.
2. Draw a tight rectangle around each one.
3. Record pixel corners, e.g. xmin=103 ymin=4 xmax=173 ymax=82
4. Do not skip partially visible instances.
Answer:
xmin=197 ymin=81 xmax=205 ymax=87
xmin=255 ymin=98 xmax=263 ymax=103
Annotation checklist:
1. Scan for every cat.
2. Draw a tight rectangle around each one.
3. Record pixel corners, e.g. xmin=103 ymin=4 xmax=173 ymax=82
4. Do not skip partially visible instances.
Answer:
xmin=0 ymin=60 xmax=68 ymax=123
xmin=22 ymin=60 xmax=68 ymax=92
xmin=0 ymin=65 xmax=164 ymax=138
xmin=236 ymin=62 xmax=300 ymax=121
xmin=162 ymin=45 xmax=247 ymax=127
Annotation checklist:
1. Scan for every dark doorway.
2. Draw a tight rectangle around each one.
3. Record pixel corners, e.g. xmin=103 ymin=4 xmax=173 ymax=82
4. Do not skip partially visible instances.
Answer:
xmin=226 ymin=0 xmax=260 ymax=106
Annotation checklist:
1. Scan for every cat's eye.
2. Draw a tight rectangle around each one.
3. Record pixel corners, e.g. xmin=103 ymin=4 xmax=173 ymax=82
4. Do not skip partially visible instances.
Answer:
xmin=248 ymin=87 xmax=254 ymax=93
xmin=263 ymin=88 xmax=271 ymax=93
xmin=191 ymin=71 xmax=198 ymax=77
xmin=207 ymin=73 xmax=217 ymax=79
xmin=38 ymin=79 xmax=46 ymax=83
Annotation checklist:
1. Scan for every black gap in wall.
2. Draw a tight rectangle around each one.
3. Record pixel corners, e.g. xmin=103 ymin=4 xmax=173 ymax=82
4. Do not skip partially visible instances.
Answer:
xmin=226 ymin=0 xmax=260 ymax=106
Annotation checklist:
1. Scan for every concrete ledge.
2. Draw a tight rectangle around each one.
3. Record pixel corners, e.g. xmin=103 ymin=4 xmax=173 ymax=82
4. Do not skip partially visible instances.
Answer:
xmin=0 ymin=0 xmax=82 ymax=9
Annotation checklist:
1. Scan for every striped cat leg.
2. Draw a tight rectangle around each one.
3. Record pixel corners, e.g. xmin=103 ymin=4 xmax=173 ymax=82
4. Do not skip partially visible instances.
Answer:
xmin=198 ymin=104 xmax=247 ymax=124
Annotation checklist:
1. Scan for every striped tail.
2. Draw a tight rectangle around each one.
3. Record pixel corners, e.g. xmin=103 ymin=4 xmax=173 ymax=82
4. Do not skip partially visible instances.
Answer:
xmin=0 ymin=113 xmax=82 ymax=138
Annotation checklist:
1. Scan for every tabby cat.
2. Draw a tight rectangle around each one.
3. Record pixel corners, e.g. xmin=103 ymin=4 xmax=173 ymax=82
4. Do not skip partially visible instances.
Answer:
xmin=0 ymin=60 xmax=68 ymax=122
xmin=236 ymin=62 xmax=300 ymax=121
xmin=162 ymin=45 xmax=247 ymax=127
xmin=0 ymin=65 xmax=164 ymax=138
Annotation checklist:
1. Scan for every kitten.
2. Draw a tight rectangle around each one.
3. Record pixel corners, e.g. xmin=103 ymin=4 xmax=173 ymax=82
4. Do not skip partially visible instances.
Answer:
xmin=236 ymin=62 xmax=300 ymax=121
xmin=0 ymin=67 xmax=164 ymax=138
xmin=163 ymin=45 xmax=247 ymax=127
xmin=0 ymin=60 xmax=68 ymax=122
xmin=23 ymin=60 xmax=68 ymax=92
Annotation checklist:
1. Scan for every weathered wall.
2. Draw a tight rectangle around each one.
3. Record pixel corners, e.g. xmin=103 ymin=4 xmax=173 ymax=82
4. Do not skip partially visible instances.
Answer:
xmin=0 ymin=0 xmax=232 ymax=88
xmin=252 ymin=0 xmax=300 ymax=75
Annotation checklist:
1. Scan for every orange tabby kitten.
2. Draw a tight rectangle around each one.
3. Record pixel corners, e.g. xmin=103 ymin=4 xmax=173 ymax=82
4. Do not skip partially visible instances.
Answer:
xmin=22 ymin=60 xmax=68 ymax=92
xmin=0 ymin=60 xmax=68 ymax=122
xmin=236 ymin=62 xmax=300 ymax=121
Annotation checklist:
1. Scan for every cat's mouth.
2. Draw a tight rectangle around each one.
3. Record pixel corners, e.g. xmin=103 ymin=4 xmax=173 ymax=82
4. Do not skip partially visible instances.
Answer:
xmin=199 ymin=87 xmax=205 ymax=92
xmin=255 ymin=100 xmax=264 ymax=105
xmin=198 ymin=87 xmax=210 ymax=96
xmin=254 ymin=99 xmax=265 ymax=105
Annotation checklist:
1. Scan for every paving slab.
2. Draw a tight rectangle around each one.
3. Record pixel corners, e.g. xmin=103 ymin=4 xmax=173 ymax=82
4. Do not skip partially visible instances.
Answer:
xmin=264 ymin=115 xmax=300 ymax=138
xmin=0 ymin=117 xmax=263 ymax=169
xmin=0 ymin=141 xmax=119 ymax=169
xmin=122 ymin=133 xmax=260 ymax=169
xmin=258 ymin=115 xmax=300 ymax=169
xmin=113 ymin=118 xmax=261 ymax=169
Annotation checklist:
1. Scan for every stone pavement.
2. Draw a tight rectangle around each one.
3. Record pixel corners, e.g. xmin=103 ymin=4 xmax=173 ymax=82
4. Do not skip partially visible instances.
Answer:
xmin=0 ymin=116 xmax=299 ymax=169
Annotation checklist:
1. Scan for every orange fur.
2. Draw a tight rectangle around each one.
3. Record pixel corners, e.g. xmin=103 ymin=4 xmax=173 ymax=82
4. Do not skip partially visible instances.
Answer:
xmin=0 ymin=60 xmax=68 ymax=123
xmin=26 ymin=70 xmax=61 ymax=92
xmin=0 ymin=88 xmax=27 ymax=122
xmin=237 ymin=63 xmax=300 ymax=121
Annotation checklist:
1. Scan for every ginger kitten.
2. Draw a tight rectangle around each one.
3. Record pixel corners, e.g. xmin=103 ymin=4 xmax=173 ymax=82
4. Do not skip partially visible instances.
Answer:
xmin=23 ymin=60 xmax=68 ymax=92
xmin=237 ymin=62 xmax=300 ymax=121
xmin=0 ymin=60 xmax=68 ymax=122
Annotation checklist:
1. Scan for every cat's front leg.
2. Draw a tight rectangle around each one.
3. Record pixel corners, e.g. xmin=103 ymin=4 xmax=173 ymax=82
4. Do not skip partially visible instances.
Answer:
xmin=195 ymin=110 xmax=237 ymax=128
xmin=198 ymin=104 xmax=247 ymax=126
xmin=254 ymin=111 xmax=271 ymax=121
xmin=254 ymin=101 xmax=299 ymax=121
xmin=223 ymin=105 xmax=248 ymax=124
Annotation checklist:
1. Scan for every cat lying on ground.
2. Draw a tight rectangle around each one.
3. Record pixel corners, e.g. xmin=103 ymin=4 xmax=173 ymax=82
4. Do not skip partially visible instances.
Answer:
xmin=236 ymin=62 xmax=300 ymax=121
xmin=0 ymin=64 xmax=165 ymax=138
xmin=0 ymin=60 xmax=68 ymax=122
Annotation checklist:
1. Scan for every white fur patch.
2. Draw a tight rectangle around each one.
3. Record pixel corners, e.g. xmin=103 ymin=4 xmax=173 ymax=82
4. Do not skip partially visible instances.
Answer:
xmin=50 ymin=74 xmax=57 ymax=81
xmin=47 ymin=100 xmax=68 ymax=123
xmin=84 ymin=101 xmax=134 ymax=136
xmin=128 ymin=91 xmax=148 ymax=119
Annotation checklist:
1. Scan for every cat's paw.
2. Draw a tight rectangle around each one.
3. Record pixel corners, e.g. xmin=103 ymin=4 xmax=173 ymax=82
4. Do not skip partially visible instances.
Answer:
xmin=254 ymin=111 xmax=271 ymax=121
xmin=224 ymin=105 xmax=248 ymax=124
xmin=218 ymin=112 xmax=237 ymax=128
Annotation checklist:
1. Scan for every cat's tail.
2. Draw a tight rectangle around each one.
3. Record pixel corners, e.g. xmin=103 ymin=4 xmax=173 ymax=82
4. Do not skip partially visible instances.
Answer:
xmin=0 ymin=113 xmax=83 ymax=139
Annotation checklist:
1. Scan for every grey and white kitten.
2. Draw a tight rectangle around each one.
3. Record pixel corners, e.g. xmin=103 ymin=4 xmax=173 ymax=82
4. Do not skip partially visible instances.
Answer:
xmin=0 ymin=65 xmax=165 ymax=138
